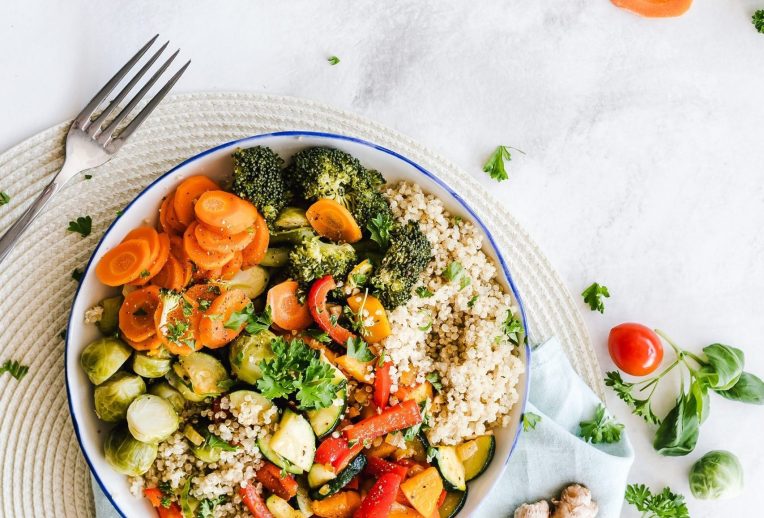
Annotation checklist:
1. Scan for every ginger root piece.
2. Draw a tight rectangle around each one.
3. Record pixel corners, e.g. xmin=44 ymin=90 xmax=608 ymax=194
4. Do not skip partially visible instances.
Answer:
xmin=514 ymin=500 xmax=551 ymax=518
xmin=552 ymin=484 xmax=598 ymax=518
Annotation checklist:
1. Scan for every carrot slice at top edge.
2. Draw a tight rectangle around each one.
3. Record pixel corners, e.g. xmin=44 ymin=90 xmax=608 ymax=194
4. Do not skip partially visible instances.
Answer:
xmin=306 ymin=198 xmax=363 ymax=243
xmin=611 ymin=0 xmax=692 ymax=17
xmin=123 ymin=226 xmax=161 ymax=263
xmin=194 ymin=191 xmax=257 ymax=234
xmin=220 ymin=251 xmax=243 ymax=280
xmin=128 ymin=232 xmax=171 ymax=286
xmin=173 ymin=176 xmax=219 ymax=226
xmin=194 ymin=222 xmax=255 ymax=254
xmin=183 ymin=222 xmax=235 ymax=270
xmin=95 ymin=239 xmax=152 ymax=286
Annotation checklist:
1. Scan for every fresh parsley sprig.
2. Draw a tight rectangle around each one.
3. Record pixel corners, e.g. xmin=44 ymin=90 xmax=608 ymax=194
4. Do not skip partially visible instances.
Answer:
xmin=225 ymin=304 xmax=272 ymax=335
xmin=501 ymin=310 xmax=523 ymax=345
xmin=483 ymin=145 xmax=524 ymax=182
xmin=327 ymin=56 xmax=341 ymax=65
xmin=578 ymin=404 xmax=624 ymax=444
xmin=522 ymin=412 xmax=541 ymax=431
xmin=0 ymin=192 xmax=10 ymax=206
xmin=625 ymin=484 xmax=689 ymax=518
xmin=67 ymin=215 xmax=92 ymax=237
xmin=754 ymin=10 xmax=764 ymax=33
xmin=347 ymin=336 xmax=375 ymax=362
xmin=367 ymin=213 xmax=393 ymax=249
xmin=0 ymin=359 xmax=29 ymax=381
xmin=581 ymin=282 xmax=609 ymax=313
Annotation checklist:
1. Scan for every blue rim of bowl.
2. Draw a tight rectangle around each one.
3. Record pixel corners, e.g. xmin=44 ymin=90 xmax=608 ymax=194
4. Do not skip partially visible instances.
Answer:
xmin=65 ymin=130 xmax=531 ymax=517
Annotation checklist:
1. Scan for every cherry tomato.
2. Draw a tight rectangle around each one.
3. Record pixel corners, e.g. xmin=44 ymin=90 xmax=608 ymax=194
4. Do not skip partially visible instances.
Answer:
xmin=608 ymin=323 xmax=664 ymax=376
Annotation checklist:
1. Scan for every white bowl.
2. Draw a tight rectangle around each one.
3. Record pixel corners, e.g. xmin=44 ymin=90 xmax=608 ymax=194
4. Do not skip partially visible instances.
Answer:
xmin=65 ymin=131 xmax=530 ymax=517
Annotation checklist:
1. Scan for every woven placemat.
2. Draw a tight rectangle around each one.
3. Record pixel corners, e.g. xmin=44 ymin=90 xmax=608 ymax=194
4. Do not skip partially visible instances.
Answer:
xmin=0 ymin=93 xmax=602 ymax=518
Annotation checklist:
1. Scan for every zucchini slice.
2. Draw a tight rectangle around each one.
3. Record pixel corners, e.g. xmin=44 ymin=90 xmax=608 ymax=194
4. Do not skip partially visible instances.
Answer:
xmin=265 ymin=494 xmax=304 ymax=518
xmin=227 ymin=389 xmax=274 ymax=417
xmin=307 ymin=463 xmax=337 ymax=489
xmin=433 ymin=446 xmax=466 ymax=491
xmin=309 ymin=454 xmax=366 ymax=500
xmin=306 ymin=359 xmax=347 ymax=438
xmin=257 ymin=437 xmax=303 ymax=475
xmin=270 ymin=410 xmax=316 ymax=472
xmin=438 ymin=490 xmax=468 ymax=518
xmin=458 ymin=435 xmax=495 ymax=481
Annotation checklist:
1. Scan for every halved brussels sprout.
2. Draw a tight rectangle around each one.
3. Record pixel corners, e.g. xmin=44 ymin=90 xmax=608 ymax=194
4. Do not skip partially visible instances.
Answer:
xmin=274 ymin=207 xmax=309 ymax=229
xmin=96 ymin=295 xmax=124 ymax=335
xmin=127 ymin=394 xmax=179 ymax=443
xmin=227 ymin=266 xmax=270 ymax=299
xmin=94 ymin=372 xmax=146 ymax=422
xmin=174 ymin=352 xmax=232 ymax=397
xmin=229 ymin=331 xmax=276 ymax=384
xmin=148 ymin=381 xmax=186 ymax=413
xmin=81 ymin=337 xmax=132 ymax=385
xmin=132 ymin=352 xmax=171 ymax=378
xmin=104 ymin=424 xmax=157 ymax=476
xmin=166 ymin=370 xmax=207 ymax=403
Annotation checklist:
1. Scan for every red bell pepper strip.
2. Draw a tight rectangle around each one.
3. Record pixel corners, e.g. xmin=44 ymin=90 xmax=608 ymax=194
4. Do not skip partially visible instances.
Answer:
xmin=437 ymin=489 xmax=447 ymax=508
xmin=315 ymin=436 xmax=364 ymax=472
xmin=255 ymin=461 xmax=299 ymax=500
xmin=240 ymin=482 xmax=274 ymax=518
xmin=308 ymin=275 xmax=356 ymax=345
xmin=144 ymin=487 xmax=163 ymax=508
xmin=373 ymin=362 xmax=392 ymax=409
xmin=354 ymin=473 xmax=403 ymax=518
xmin=157 ymin=504 xmax=183 ymax=518
xmin=365 ymin=455 xmax=409 ymax=480
xmin=344 ymin=399 xmax=422 ymax=443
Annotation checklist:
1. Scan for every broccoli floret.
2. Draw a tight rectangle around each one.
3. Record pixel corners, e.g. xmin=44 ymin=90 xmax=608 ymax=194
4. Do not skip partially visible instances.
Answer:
xmin=231 ymin=146 xmax=288 ymax=224
xmin=289 ymin=235 xmax=357 ymax=287
xmin=291 ymin=147 xmax=393 ymax=231
xmin=371 ymin=221 xmax=432 ymax=308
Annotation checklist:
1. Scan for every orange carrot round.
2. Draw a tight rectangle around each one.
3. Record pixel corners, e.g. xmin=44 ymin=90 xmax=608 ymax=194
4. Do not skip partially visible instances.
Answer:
xmin=150 ymin=254 xmax=185 ymax=291
xmin=306 ymin=198 xmax=363 ymax=243
xmin=198 ymin=289 xmax=251 ymax=348
xmin=611 ymin=0 xmax=692 ymax=17
xmin=95 ymin=239 xmax=153 ymax=286
xmin=119 ymin=285 xmax=161 ymax=342
xmin=241 ymin=210 xmax=269 ymax=268
xmin=194 ymin=222 xmax=255 ymax=254
xmin=173 ymin=176 xmax=220 ymax=226
xmin=194 ymin=191 xmax=257 ymax=234
xmin=128 ymin=232 xmax=171 ymax=286
xmin=122 ymin=334 xmax=163 ymax=352
xmin=123 ymin=226 xmax=160 ymax=263
xmin=183 ymin=222 xmax=235 ymax=270
xmin=221 ymin=251 xmax=243 ymax=280
xmin=267 ymin=280 xmax=314 ymax=331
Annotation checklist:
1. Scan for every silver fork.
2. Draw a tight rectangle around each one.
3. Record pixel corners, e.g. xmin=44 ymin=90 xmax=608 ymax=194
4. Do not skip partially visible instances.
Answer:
xmin=0 ymin=35 xmax=190 ymax=265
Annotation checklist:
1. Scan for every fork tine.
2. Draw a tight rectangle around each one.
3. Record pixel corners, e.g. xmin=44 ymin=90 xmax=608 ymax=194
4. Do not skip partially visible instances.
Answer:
xmin=108 ymin=60 xmax=190 ymax=149
xmin=74 ymin=34 xmax=159 ymax=130
xmin=87 ymin=41 xmax=169 ymax=138
xmin=97 ymin=49 xmax=179 ymax=146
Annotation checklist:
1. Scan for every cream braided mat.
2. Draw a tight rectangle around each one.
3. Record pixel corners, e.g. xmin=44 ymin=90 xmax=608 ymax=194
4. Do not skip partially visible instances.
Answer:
xmin=0 ymin=93 xmax=602 ymax=518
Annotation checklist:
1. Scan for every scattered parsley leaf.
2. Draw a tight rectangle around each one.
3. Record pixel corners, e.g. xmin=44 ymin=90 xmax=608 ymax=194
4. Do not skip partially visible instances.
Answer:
xmin=377 ymin=350 xmax=387 ymax=367
xmin=522 ymin=412 xmax=541 ymax=431
xmin=71 ymin=268 xmax=83 ymax=282
xmin=157 ymin=481 xmax=173 ymax=508
xmin=305 ymin=328 xmax=331 ymax=343
xmin=467 ymin=295 xmax=478 ymax=308
xmin=115 ymin=209 xmax=124 ymax=217
xmin=343 ymin=304 xmax=369 ymax=336
xmin=202 ymin=431 xmax=237 ymax=452
xmin=367 ymin=213 xmax=393 ymax=248
xmin=327 ymin=56 xmax=341 ymax=65
xmin=459 ymin=275 xmax=471 ymax=290
xmin=196 ymin=496 xmax=227 ymax=518
xmin=59 ymin=329 xmax=67 ymax=340
xmin=0 ymin=192 xmax=10 ymax=206
xmin=84 ymin=174 xmax=93 ymax=180
xmin=67 ymin=215 xmax=92 ymax=237
xmin=501 ymin=310 xmax=522 ymax=345
xmin=581 ymin=282 xmax=610 ymax=313
xmin=140 ymin=269 xmax=150 ymax=278
xmin=403 ymin=399 xmax=431 ymax=441
xmin=198 ymin=299 xmax=212 ymax=311
xmin=0 ymin=359 xmax=29 ymax=381
xmin=425 ymin=372 xmax=442 ymax=392
xmin=605 ymin=371 xmax=661 ymax=425
xmin=578 ymin=404 xmax=624 ymax=444
xmin=416 ymin=286 xmax=434 ymax=298
xmin=442 ymin=261 xmax=463 ymax=282
xmin=347 ymin=336 xmax=375 ymax=362
xmin=165 ymin=321 xmax=189 ymax=343
xmin=225 ymin=304 xmax=272 ymax=335
xmin=483 ymin=145 xmax=524 ymax=182
xmin=452 ymin=215 xmax=463 ymax=225
xmin=754 ymin=10 xmax=764 ymax=33
xmin=625 ymin=484 xmax=689 ymax=518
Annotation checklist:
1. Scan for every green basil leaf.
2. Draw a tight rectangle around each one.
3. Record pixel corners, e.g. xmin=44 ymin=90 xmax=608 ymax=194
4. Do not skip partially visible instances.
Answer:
xmin=700 ymin=344 xmax=744 ymax=390
xmin=715 ymin=371 xmax=764 ymax=405
xmin=653 ymin=392 xmax=700 ymax=456
xmin=690 ymin=378 xmax=710 ymax=424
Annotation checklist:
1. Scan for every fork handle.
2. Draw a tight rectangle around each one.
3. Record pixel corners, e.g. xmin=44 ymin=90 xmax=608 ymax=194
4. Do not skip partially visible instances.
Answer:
xmin=0 ymin=180 xmax=60 ymax=265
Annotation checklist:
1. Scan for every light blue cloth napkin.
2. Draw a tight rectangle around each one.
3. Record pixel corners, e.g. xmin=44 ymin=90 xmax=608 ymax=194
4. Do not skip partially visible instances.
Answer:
xmin=93 ymin=337 xmax=633 ymax=517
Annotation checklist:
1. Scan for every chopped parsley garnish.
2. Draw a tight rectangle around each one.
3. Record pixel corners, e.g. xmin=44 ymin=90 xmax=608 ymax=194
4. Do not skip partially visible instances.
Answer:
xmin=182 ymin=300 xmax=194 ymax=317
xmin=225 ymin=304 xmax=272 ymax=334
xmin=754 ymin=10 xmax=764 ymax=33
xmin=415 ymin=286 xmax=433 ymax=298
xmin=459 ymin=275 xmax=471 ymax=290
xmin=483 ymin=145 xmax=524 ymax=182
xmin=257 ymin=337 xmax=338 ymax=410
xmin=327 ymin=55 xmax=341 ymax=65
xmin=197 ymin=496 xmax=227 ymax=518
xmin=198 ymin=299 xmax=212 ymax=311
xmin=115 ymin=209 xmax=124 ymax=217
xmin=581 ymin=282 xmax=610 ymax=313
xmin=165 ymin=321 xmax=189 ymax=343
xmin=157 ymin=481 xmax=173 ymax=508
xmin=305 ymin=328 xmax=331 ymax=343
xmin=140 ymin=269 xmax=150 ymax=278
xmin=67 ymin=215 xmax=92 ymax=237
xmin=201 ymin=430 xmax=237 ymax=452
xmin=442 ymin=261 xmax=463 ymax=282
xmin=0 ymin=192 xmax=10 ymax=206
xmin=347 ymin=336 xmax=375 ymax=362
xmin=522 ymin=412 xmax=541 ymax=431
xmin=578 ymin=404 xmax=624 ymax=444
xmin=84 ymin=174 xmax=93 ymax=180
xmin=71 ymin=268 xmax=83 ymax=282
xmin=467 ymin=295 xmax=478 ymax=308
xmin=59 ymin=329 xmax=67 ymax=340
xmin=0 ymin=359 xmax=29 ymax=381
xmin=367 ymin=213 xmax=393 ymax=248
xmin=425 ymin=371 xmax=442 ymax=392
xmin=501 ymin=310 xmax=522 ymax=345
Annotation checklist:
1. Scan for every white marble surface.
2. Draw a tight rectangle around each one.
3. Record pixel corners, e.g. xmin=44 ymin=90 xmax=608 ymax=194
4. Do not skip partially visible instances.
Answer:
xmin=2 ymin=1 xmax=763 ymax=516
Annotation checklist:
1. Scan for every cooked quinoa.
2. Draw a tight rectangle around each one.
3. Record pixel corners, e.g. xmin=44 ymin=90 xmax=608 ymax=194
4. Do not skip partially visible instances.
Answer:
xmin=382 ymin=181 xmax=524 ymax=445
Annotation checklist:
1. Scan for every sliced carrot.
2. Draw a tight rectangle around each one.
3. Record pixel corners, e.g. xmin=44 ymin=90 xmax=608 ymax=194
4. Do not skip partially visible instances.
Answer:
xmin=173 ymin=176 xmax=220 ymax=226
xmin=241 ymin=210 xmax=269 ymax=268
xmin=169 ymin=234 xmax=193 ymax=287
xmin=266 ymin=280 xmax=314 ymax=331
xmin=151 ymin=254 xmax=185 ymax=291
xmin=119 ymin=285 xmax=161 ymax=342
xmin=123 ymin=226 xmax=160 ymax=264
xmin=159 ymin=196 xmax=176 ymax=234
xmin=194 ymin=222 xmax=255 ymax=254
xmin=183 ymin=283 xmax=224 ymax=308
xmin=183 ymin=222 xmax=235 ymax=270
xmin=306 ymin=198 xmax=362 ymax=243
xmin=198 ymin=289 xmax=251 ymax=348
xmin=193 ymin=266 xmax=223 ymax=282
xmin=122 ymin=334 xmax=163 ymax=352
xmin=194 ymin=191 xmax=257 ymax=234
xmin=221 ymin=251 xmax=243 ymax=280
xmin=129 ymin=232 xmax=171 ymax=286
xmin=96 ymin=239 xmax=153 ymax=286
xmin=611 ymin=0 xmax=692 ymax=17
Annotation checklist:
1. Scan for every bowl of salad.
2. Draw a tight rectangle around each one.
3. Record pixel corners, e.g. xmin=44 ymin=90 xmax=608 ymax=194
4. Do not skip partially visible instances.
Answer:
xmin=66 ymin=131 xmax=530 ymax=518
